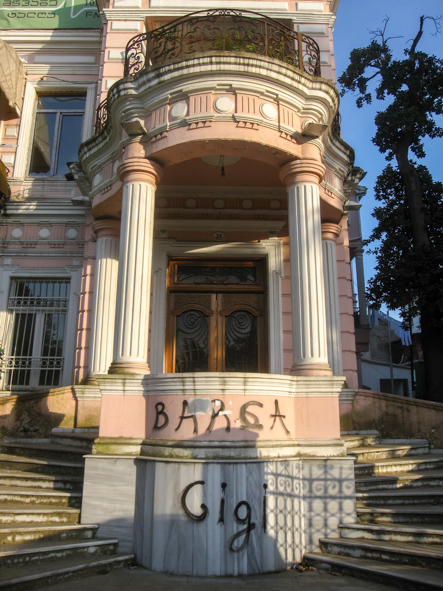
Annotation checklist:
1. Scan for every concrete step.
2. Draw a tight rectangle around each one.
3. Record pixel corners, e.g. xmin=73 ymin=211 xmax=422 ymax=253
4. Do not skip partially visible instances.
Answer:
xmin=354 ymin=454 xmax=443 ymax=478
xmin=356 ymin=469 xmax=443 ymax=492
xmin=341 ymin=431 xmax=380 ymax=449
xmin=0 ymin=487 xmax=82 ymax=509
xmin=0 ymin=454 xmax=84 ymax=477
xmin=0 ymin=553 xmax=134 ymax=590
xmin=0 ymin=470 xmax=83 ymax=492
xmin=0 ymin=505 xmax=80 ymax=525
xmin=318 ymin=537 xmax=443 ymax=570
xmin=356 ymin=488 xmax=443 ymax=507
xmin=0 ymin=538 xmax=119 ymax=569
xmin=0 ymin=524 xmax=98 ymax=545
xmin=339 ymin=523 xmax=443 ymax=544
xmin=0 ymin=442 xmax=87 ymax=464
xmin=50 ymin=428 xmax=97 ymax=451
xmin=348 ymin=441 xmax=430 ymax=463
xmin=357 ymin=505 xmax=443 ymax=525
xmin=304 ymin=552 xmax=443 ymax=591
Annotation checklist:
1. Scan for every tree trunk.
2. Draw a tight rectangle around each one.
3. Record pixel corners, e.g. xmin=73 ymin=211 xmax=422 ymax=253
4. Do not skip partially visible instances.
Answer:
xmin=395 ymin=145 xmax=430 ymax=250
xmin=395 ymin=146 xmax=443 ymax=401
xmin=420 ymin=311 xmax=443 ymax=403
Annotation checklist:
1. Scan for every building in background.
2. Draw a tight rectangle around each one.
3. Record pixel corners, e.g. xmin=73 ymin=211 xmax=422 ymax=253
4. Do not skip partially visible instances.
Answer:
xmin=0 ymin=0 xmax=365 ymax=576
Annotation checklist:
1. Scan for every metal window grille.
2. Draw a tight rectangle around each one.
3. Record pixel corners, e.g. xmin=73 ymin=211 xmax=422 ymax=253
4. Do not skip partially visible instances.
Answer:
xmin=3 ymin=279 xmax=70 ymax=390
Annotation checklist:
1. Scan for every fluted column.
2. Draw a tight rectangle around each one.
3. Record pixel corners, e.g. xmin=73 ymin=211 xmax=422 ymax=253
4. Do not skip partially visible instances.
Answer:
xmin=280 ymin=160 xmax=332 ymax=376
xmin=109 ymin=157 xmax=162 ymax=374
xmin=88 ymin=219 xmax=120 ymax=378
xmin=322 ymin=223 xmax=343 ymax=377
xmin=354 ymin=246 xmax=369 ymax=325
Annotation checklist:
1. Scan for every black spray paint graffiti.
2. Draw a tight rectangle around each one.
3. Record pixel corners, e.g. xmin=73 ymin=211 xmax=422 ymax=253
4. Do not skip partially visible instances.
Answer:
xmin=180 ymin=480 xmax=268 ymax=552
xmin=153 ymin=399 xmax=289 ymax=435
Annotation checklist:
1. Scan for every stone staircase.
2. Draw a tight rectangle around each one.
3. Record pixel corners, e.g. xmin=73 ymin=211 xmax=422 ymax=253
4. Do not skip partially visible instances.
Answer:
xmin=0 ymin=429 xmax=134 ymax=589
xmin=305 ymin=431 xmax=443 ymax=590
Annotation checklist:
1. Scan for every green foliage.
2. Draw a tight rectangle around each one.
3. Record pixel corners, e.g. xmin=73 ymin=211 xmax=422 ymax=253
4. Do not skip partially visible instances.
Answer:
xmin=339 ymin=16 xmax=443 ymax=399
xmin=366 ymin=164 xmax=443 ymax=324
xmin=213 ymin=28 xmax=258 ymax=53
xmin=338 ymin=18 xmax=443 ymax=161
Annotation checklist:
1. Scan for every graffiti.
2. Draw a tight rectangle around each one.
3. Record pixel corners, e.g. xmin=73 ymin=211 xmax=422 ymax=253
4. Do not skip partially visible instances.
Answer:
xmin=181 ymin=480 xmax=268 ymax=552
xmin=153 ymin=398 xmax=290 ymax=435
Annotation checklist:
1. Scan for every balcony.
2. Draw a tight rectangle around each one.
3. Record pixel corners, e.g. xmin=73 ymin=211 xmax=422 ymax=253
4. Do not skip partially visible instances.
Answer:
xmin=95 ymin=9 xmax=321 ymax=133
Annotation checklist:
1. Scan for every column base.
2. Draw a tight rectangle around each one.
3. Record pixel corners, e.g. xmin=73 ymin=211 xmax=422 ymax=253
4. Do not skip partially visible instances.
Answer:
xmin=290 ymin=362 xmax=333 ymax=377
xmin=82 ymin=374 xmax=99 ymax=386
xmin=108 ymin=361 xmax=151 ymax=375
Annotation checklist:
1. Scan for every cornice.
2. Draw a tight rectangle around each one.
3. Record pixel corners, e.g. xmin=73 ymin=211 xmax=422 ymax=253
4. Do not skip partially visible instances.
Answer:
xmin=24 ymin=65 xmax=100 ymax=76
xmin=102 ymin=8 xmax=336 ymax=26
xmin=0 ymin=29 xmax=102 ymax=52
xmin=79 ymin=53 xmax=339 ymax=175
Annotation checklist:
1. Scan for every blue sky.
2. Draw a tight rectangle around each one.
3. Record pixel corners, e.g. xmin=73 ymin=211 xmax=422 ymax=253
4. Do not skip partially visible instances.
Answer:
xmin=333 ymin=0 xmax=443 ymax=316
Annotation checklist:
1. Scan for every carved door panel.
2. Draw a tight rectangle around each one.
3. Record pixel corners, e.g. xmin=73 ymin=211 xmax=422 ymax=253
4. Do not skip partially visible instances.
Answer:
xmin=166 ymin=261 xmax=267 ymax=373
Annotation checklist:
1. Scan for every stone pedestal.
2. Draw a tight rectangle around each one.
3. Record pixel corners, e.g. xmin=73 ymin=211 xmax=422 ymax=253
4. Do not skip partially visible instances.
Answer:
xmin=82 ymin=453 xmax=356 ymax=575
xmin=81 ymin=372 xmax=356 ymax=576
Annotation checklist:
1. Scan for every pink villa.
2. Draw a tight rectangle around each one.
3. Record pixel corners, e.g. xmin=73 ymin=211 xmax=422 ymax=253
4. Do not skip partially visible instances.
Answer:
xmin=2 ymin=0 xmax=440 ymax=581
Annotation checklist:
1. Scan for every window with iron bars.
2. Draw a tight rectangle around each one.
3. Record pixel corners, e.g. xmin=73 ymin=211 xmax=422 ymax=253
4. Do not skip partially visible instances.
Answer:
xmin=3 ymin=279 xmax=70 ymax=389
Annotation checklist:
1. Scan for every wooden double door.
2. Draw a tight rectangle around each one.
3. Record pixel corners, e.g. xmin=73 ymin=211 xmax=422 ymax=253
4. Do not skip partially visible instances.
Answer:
xmin=166 ymin=260 xmax=267 ymax=373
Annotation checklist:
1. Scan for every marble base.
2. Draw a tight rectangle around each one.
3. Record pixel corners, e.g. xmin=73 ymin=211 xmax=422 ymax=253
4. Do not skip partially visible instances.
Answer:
xmin=81 ymin=454 xmax=356 ymax=575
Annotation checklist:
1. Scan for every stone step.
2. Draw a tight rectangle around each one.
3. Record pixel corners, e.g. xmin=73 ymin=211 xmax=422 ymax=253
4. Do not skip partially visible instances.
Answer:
xmin=0 ymin=524 xmax=98 ymax=545
xmin=356 ymin=469 xmax=443 ymax=492
xmin=0 ymin=538 xmax=119 ymax=569
xmin=0 ymin=487 xmax=82 ymax=509
xmin=0 ymin=454 xmax=84 ymax=477
xmin=341 ymin=431 xmax=380 ymax=449
xmin=318 ymin=537 xmax=443 ymax=570
xmin=0 ymin=442 xmax=87 ymax=464
xmin=357 ymin=505 xmax=443 ymax=525
xmin=0 ymin=553 xmax=134 ymax=590
xmin=50 ymin=428 xmax=97 ymax=451
xmin=0 ymin=470 xmax=83 ymax=492
xmin=0 ymin=506 xmax=80 ymax=525
xmin=356 ymin=488 xmax=443 ymax=507
xmin=348 ymin=441 xmax=430 ymax=463
xmin=304 ymin=552 xmax=443 ymax=591
xmin=354 ymin=454 xmax=443 ymax=478
xmin=339 ymin=523 xmax=443 ymax=544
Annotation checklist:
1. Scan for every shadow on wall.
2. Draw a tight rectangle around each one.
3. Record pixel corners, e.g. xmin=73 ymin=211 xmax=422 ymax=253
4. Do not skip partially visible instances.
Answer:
xmin=81 ymin=426 xmax=356 ymax=575
xmin=0 ymin=388 xmax=76 ymax=438
xmin=341 ymin=389 xmax=443 ymax=448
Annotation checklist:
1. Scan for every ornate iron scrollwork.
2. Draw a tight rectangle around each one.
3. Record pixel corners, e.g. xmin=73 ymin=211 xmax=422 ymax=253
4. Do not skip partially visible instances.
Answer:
xmin=94 ymin=98 xmax=108 ymax=134
xmin=96 ymin=10 xmax=321 ymax=132
xmin=124 ymin=9 xmax=321 ymax=77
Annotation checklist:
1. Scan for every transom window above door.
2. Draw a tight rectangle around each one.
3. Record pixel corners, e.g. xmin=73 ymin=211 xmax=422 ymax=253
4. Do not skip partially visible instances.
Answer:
xmin=166 ymin=260 xmax=267 ymax=373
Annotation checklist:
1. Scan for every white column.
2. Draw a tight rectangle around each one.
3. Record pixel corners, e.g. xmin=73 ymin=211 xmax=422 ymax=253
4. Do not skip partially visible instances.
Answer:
xmin=88 ymin=219 xmax=120 ymax=378
xmin=109 ymin=157 xmax=162 ymax=375
xmin=355 ymin=247 xmax=369 ymax=325
xmin=322 ymin=223 xmax=343 ymax=377
xmin=280 ymin=160 xmax=332 ymax=376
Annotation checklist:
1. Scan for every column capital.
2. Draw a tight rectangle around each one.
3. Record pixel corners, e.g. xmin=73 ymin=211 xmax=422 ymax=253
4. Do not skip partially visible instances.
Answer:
xmin=321 ymin=222 xmax=341 ymax=242
xmin=93 ymin=219 xmax=120 ymax=239
xmin=279 ymin=159 xmax=326 ymax=188
xmin=118 ymin=158 xmax=163 ymax=186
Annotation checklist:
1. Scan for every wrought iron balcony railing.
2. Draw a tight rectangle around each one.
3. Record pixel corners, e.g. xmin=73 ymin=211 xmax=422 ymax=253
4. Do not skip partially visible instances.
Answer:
xmin=95 ymin=97 xmax=109 ymax=134
xmin=95 ymin=9 xmax=321 ymax=134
